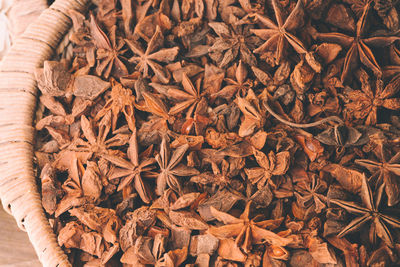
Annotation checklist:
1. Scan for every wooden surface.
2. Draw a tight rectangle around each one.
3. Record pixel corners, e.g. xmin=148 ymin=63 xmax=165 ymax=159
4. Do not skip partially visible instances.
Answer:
xmin=0 ymin=203 xmax=41 ymax=266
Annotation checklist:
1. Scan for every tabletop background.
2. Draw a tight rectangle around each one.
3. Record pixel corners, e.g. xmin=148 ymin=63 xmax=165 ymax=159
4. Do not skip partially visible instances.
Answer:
xmin=0 ymin=202 xmax=41 ymax=266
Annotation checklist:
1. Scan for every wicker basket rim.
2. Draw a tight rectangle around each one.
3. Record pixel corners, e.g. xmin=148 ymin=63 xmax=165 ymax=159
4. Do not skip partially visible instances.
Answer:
xmin=0 ymin=0 xmax=88 ymax=266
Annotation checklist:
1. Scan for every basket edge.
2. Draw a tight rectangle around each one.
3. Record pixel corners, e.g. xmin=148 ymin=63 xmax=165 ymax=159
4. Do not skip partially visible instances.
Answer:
xmin=0 ymin=0 xmax=89 ymax=266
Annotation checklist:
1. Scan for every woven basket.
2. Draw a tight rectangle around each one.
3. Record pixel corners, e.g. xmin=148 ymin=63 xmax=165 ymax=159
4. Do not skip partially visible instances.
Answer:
xmin=0 ymin=0 xmax=89 ymax=266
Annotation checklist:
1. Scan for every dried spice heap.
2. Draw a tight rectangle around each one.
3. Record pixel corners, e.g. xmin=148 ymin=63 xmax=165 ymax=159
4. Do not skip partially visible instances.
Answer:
xmin=34 ymin=0 xmax=400 ymax=266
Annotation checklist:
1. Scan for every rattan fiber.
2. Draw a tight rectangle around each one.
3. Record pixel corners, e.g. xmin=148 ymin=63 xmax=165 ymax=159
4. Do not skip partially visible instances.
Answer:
xmin=0 ymin=0 xmax=89 ymax=266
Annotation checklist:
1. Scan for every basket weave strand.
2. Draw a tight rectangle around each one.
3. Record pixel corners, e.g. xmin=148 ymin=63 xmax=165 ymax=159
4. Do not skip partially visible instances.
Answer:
xmin=0 ymin=0 xmax=88 ymax=266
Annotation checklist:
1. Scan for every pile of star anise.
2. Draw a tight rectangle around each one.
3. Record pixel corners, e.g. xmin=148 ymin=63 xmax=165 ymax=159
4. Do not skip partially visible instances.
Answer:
xmin=33 ymin=0 xmax=400 ymax=266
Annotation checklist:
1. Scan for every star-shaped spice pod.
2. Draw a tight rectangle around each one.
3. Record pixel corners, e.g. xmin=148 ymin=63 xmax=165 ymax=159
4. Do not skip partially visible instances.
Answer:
xmin=102 ymin=128 xmax=156 ymax=203
xmin=191 ymin=157 xmax=244 ymax=191
xmin=315 ymin=4 xmax=400 ymax=83
xmin=140 ymin=91 xmax=171 ymax=122
xmin=250 ymin=0 xmax=308 ymax=65
xmin=94 ymin=79 xmax=136 ymax=131
xmin=208 ymin=22 xmax=259 ymax=67
xmin=68 ymin=112 xmax=129 ymax=158
xmin=356 ymin=142 xmax=400 ymax=206
xmin=212 ymin=60 xmax=253 ymax=100
xmin=55 ymin=154 xmax=103 ymax=217
xmin=208 ymin=201 xmax=291 ymax=254
xmin=316 ymin=124 xmax=369 ymax=149
xmin=150 ymin=73 xmax=209 ymax=135
xmin=344 ymin=69 xmax=400 ymax=125
xmin=155 ymin=136 xmax=199 ymax=195
xmin=235 ymin=89 xmax=266 ymax=137
xmin=89 ymin=14 xmax=129 ymax=79
xmin=125 ymin=26 xmax=179 ymax=84
xmin=330 ymin=175 xmax=400 ymax=247
xmin=244 ymin=147 xmax=290 ymax=190
xmin=152 ymin=72 xmax=204 ymax=119
xmin=294 ymin=173 xmax=327 ymax=214
xmin=316 ymin=124 xmax=370 ymax=159
xmin=36 ymin=95 xmax=92 ymax=130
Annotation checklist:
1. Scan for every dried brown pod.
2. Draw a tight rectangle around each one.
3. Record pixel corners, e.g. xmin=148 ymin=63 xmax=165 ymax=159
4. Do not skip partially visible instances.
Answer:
xmin=40 ymin=163 xmax=59 ymax=215
xmin=330 ymin=175 xmax=400 ymax=247
xmin=251 ymin=0 xmax=307 ymax=65
xmin=208 ymin=22 xmax=258 ymax=67
xmin=102 ymin=129 xmax=156 ymax=203
xmin=89 ymin=14 xmax=129 ymax=79
xmin=356 ymin=142 xmax=400 ymax=206
xmin=155 ymin=136 xmax=199 ymax=195
xmin=344 ymin=69 xmax=400 ymax=125
xmin=315 ymin=6 xmax=400 ymax=83
xmin=125 ymin=26 xmax=179 ymax=84
xmin=208 ymin=201 xmax=290 ymax=253
xmin=244 ymin=147 xmax=290 ymax=189
xmin=94 ymin=79 xmax=136 ymax=131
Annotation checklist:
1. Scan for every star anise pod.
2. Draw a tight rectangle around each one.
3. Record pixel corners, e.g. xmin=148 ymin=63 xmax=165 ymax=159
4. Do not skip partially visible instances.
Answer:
xmin=208 ymin=201 xmax=291 ymax=253
xmin=294 ymin=173 xmax=327 ymax=214
xmin=68 ymin=9 xmax=92 ymax=47
xmin=68 ymin=112 xmax=129 ymax=158
xmin=94 ymin=0 xmax=117 ymax=29
xmin=208 ymin=22 xmax=259 ymax=67
xmin=129 ymin=0 xmax=172 ymax=42
xmin=89 ymin=14 xmax=129 ymax=79
xmin=215 ymin=239 xmax=247 ymax=264
xmin=234 ymin=180 xmax=274 ymax=209
xmin=34 ymin=60 xmax=73 ymax=97
xmin=326 ymin=236 xmax=359 ymax=267
xmin=330 ymin=175 xmax=400 ymax=247
xmin=170 ymin=0 xmax=204 ymax=39
xmin=250 ymin=0 xmax=308 ymax=65
xmin=316 ymin=124 xmax=370 ymax=151
xmin=36 ymin=95 xmax=92 ymax=130
xmin=56 ymin=154 xmax=103 ymax=216
xmin=324 ymin=5 xmax=355 ymax=34
xmin=40 ymin=163 xmax=60 ymax=215
xmin=120 ymin=234 xmax=167 ymax=265
xmin=344 ymin=69 xmax=400 ymax=125
xmin=191 ymin=157 xmax=244 ymax=190
xmin=356 ymin=141 xmax=400 ymax=206
xmin=307 ymin=91 xmax=340 ymax=118
xmin=102 ymin=128 xmax=156 ymax=203
xmin=315 ymin=5 xmax=400 ymax=83
xmin=155 ymin=136 xmax=199 ymax=195
xmin=152 ymin=72 xmax=205 ymax=120
xmin=125 ymin=26 xmax=179 ymax=84
xmin=212 ymin=60 xmax=253 ymax=100
xmin=58 ymin=206 xmax=120 ymax=258
xmin=151 ymin=72 xmax=210 ymax=135
xmin=244 ymin=147 xmax=291 ymax=190
xmin=180 ymin=97 xmax=209 ymax=136
xmin=156 ymin=247 xmax=188 ymax=267
xmin=94 ymin=79 xmax=136 ymax=131
xmin=235 ymin=89 xmax=266 ymax=137
xmin=136 ymin=91 xmax=171 ymax=145
xmin=262 ymin=238 xmax=292 ymax=266
xmin=61 ymin=156 xmax=94 ymax=198
xmin=365 ymin=242 xmax=398 ymax=266
xmin=140 ymin=91 xmax=171 ymax=122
